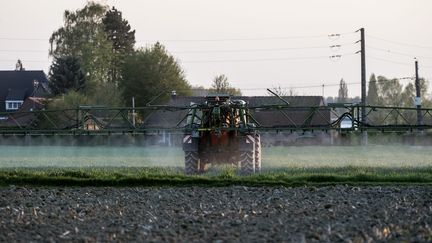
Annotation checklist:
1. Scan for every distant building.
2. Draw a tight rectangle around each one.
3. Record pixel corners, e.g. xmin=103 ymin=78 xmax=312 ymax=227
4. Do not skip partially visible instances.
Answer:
xmin=0 ymin=70 xmax=50 ymax=113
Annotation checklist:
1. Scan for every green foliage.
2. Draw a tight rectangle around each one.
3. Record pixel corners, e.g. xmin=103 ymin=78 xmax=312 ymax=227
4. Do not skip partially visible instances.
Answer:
xmin=49 ymin=2 xmax=116 ymax=92
xmin=102 ymin=7 xmax=136 ymax=83
xmin=48 ymin=2 xmax=138 ymax=109
xmin=48 ymin=90 xmax=90 ymax=110
xmin=103 ymin=7 xmax=135 ymax=55
xmin=1 ymin=166 xmax=431 ymax=186
xmin=48 ymin=56 xmax=86 ymax=95
xmin=91 ymin=82 xmax=124 ymax=107
xmin=377 ymin=76 xmax=403 ymax=106
xmin=208 ymin=74 xmax=242 ymax=96
xmin=120 ymin=42 xmax=192 ymax=106
xmin=39 ymin=91 xmax=90 ymax=129
xmin=49 ymin=2 xmax=108 ymax=57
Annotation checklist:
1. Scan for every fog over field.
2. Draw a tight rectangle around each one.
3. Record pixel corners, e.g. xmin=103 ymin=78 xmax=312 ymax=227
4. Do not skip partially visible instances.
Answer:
xmin=1 ymin=145 xmax=431 ymax=168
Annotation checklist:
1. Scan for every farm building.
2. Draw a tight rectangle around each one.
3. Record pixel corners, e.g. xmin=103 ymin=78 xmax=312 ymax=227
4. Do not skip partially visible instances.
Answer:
xmin=143 ymin=95 xmax=331 ymax=146
xmin=0 ymin=70 xmax=51 ymax=127
xmin=0 ymin=70 xmax=50 ymax=113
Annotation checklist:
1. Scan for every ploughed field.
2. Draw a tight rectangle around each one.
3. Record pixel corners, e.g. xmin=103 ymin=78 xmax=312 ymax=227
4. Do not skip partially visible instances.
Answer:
xmin=1 ymin=185 xmax=431 ymax=242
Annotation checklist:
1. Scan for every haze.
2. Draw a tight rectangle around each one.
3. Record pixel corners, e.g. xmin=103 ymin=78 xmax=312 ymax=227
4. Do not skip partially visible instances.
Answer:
xmin=1 ymin=0 xmax=431 ymax=96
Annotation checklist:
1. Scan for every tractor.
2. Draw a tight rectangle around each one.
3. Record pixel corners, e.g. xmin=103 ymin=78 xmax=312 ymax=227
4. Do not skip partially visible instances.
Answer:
xmin=182 ymin=94 xmax=261 ymax=174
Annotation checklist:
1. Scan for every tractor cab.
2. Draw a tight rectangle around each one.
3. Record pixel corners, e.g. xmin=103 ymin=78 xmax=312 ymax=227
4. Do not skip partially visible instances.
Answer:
xmin=204 ymin=94 xmax=231 ymax=106
xmin=183 ymin=93 xmax=261 ymax=174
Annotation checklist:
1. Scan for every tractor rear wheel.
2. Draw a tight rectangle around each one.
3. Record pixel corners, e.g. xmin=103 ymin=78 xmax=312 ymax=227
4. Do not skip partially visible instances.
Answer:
xmin=255 ymin=134 xmax=262 ymax=173
xmin=185 ymin=151 xmax=200 ymax=175
xmin=240 ymin=151 xmax=255 ymax=174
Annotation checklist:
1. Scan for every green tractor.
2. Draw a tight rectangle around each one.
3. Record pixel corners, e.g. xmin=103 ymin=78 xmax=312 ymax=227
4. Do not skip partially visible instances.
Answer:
xmin=182 ymin=94 xmax=261 ymax=174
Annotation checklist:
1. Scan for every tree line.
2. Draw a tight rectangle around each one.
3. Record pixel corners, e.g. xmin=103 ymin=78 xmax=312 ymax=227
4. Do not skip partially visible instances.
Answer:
xmin=46 ymin=2 xmax=428 ymax=111
xmin=47 ymin=2 xmax=240 ymax=111
xmin=327 ymin=75 xmax=431 ymax=108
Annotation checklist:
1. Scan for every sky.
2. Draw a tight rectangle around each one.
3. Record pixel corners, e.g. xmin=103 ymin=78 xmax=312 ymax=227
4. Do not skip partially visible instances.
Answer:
xmin=1 ymin=0 xmax=432 ymax=97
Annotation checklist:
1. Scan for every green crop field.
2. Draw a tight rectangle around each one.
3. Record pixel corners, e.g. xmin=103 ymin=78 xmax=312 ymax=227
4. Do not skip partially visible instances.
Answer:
xmin=0 ymin=145 xmax=431 ymax=186
xmin=0 ymin=145 xmax=431 ymax=168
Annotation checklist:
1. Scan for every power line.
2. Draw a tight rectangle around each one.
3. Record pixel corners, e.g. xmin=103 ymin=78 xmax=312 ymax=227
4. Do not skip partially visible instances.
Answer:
xmin=0 ymin=59 xmax=49 ymax=63
xmin=171 ymin=43 xmax=356 ymax=54
xmin=0 ymin=31 xmax=357 ymax=43
xmin=181 ymin=53 xmax=357 ymax=63
xmin=0 ymin=42 xmax=357 ymax=55
xmin=0 ymin=53 xmax=356 ymax=64
xmin=368 ymin=56 xmax=416 ymax=66
xmin=239 ymin=77 xmax=424 ymax=92
xmin=368 ymin=55 xmax=432 ymax=68
xmin=0 ymin=37 xmax=47 ymax=41
xmin=138 ymin=32 xmax=357 ymax=43
xmin=367 ymin=46 xmax=432 ymax=59
xmin=367 ymin=34 xmax=432 ymax=49
xmin=0 ymin=49 xmax=48 ymax=53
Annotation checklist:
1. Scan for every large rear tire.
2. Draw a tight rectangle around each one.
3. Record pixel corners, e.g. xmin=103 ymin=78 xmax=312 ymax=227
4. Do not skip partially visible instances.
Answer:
xmin=254 ymin=134 xmax=262 ymax=173
xmin=240 ymin=151 xmax=255 ymax=175
xmin=185 ymin=151 xmax=200 ymax=175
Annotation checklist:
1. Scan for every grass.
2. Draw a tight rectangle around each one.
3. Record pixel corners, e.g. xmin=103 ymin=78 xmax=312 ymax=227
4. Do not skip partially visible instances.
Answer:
xmin=0 ymin=145 xmax=431 ymax=186
xmin=0 ymin=166 xmax=431 ymax=187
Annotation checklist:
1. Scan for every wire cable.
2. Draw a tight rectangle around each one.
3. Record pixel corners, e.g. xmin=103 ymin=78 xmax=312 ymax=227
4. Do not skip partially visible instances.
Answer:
xmin=367 ymin=34 xmax=432 ymax=49
xmin=138 ymin=32 xmax=357 ymax=43
xmin=0 ymin=49 xmax=48 ymax=53
xmin=181 ymin=53 xmax=357 ymax=63
xmin=171 ymin=43 xmax=357 ymax=54
xmin=368 ymin=55 xmax=432 ymax=69
xmin=367 ymin=46 xmax=432 ymax=59
xmin=0 ymin=31 xmax=356 ymax=43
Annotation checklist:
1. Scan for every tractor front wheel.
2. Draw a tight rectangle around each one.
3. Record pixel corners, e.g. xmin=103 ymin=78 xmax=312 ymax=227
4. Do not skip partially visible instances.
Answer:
xmin=185 ymin=151 xmax=200 ymax=175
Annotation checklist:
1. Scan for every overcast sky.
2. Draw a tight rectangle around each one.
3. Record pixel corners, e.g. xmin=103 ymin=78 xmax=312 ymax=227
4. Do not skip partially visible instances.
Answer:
xmin=1 ymin=0 xmax=432 ymax=97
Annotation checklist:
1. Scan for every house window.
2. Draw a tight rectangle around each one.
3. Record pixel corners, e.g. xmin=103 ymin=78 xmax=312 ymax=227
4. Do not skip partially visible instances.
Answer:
xmin=5 ymin=101 xmax=23 ymax=111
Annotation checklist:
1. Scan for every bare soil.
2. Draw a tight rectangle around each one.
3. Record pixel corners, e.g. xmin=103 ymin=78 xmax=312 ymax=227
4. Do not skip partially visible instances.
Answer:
xmin=0 ymin=185 xmax=431 ymax=242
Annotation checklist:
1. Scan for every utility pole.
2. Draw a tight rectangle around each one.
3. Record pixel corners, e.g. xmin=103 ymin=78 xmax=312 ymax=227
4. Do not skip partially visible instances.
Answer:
xmin=132 ymin=97 xmax=136 ymax=127
xmin=358 ymin=28 xmax=367 ymax=145
xmin=415 ymin=59 xmax=423 ymax=126
xmin=359 ymin=28 xmax=366 ymax=125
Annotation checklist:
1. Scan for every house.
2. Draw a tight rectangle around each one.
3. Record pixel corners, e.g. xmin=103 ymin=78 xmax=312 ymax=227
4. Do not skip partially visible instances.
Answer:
xmin=0 ymin=70 xmax=50 ymax=114
xmin=143 ymin=95 xmax=331 ymax=145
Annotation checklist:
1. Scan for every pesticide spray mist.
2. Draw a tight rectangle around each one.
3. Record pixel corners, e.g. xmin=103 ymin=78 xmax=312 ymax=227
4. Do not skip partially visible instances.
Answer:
xmin=0 ymin=132 xmax=431 ymax=169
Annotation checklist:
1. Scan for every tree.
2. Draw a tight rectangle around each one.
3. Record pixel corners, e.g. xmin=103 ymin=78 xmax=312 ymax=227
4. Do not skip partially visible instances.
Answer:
xmin=90 ymin=82 xmax=124 ymax=107
xmin=377 ymin=76 xmax=403 ymax=106
xmin=337 ymin=79 xmax=348 ymax=103
xmin=103 ymin=7 xmax=135 ymax=55
xmin=208 ymin=74 xmax=242 ymax=96
xmin=120 ymin=42 xmax=191 ymax=106
xmin=49 ymin=2 xmax=115 ymax=93
xmin=102 ymin=7 xmax=136 ymax=83
xmin=48 ymin=56 xmax=86 ymax=95
xmin=367 ymin=73 xmax=379 ymax=105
